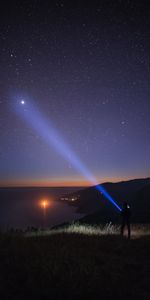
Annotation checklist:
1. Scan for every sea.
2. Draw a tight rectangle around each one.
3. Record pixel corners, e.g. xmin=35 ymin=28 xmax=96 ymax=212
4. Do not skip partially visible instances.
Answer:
xmin=0 ymin=187 xmax=84 ymax=230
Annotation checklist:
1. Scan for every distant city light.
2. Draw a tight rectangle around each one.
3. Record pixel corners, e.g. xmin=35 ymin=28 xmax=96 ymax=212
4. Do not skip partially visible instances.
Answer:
xmin=40 ymin=199 xmax=49 ymax=209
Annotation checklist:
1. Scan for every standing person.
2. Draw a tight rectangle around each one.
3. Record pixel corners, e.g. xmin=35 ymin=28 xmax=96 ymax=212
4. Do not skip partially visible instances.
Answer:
xmin=121 ymin=202 xmax=131 ymax=239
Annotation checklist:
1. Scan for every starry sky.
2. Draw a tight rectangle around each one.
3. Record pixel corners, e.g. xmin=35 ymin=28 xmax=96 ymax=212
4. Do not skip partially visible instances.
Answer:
xmin=0 ymin=1 xmax=150 ymax=187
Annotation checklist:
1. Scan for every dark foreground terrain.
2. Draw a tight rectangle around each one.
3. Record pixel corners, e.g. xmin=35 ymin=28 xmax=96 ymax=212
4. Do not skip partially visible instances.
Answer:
xmin=0 ymin=227 xmax=150 ymax=300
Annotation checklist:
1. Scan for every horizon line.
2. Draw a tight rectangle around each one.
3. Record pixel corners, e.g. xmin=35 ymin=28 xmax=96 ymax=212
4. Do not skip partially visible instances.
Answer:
xmin=0 ymin=176 xmax=150 ymax=188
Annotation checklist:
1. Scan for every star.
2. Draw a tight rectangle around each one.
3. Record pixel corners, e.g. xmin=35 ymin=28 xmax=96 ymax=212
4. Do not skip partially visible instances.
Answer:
xmin=121 ymin=121 xmax=126 ymax=125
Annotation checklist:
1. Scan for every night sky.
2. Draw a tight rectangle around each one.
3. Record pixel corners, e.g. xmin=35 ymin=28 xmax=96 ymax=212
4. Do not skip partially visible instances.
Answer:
xmin=0 ymin=1 xmax=150 ymax=187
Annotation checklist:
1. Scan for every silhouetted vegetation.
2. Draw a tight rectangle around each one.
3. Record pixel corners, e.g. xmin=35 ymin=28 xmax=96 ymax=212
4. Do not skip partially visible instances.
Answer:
xmin=0 ymin=224 xmax=150 ymax=299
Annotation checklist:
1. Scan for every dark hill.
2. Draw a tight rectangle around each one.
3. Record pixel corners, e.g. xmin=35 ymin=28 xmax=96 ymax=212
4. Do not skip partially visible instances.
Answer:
xmin=67 ymin=178 xmax=150 ymax=224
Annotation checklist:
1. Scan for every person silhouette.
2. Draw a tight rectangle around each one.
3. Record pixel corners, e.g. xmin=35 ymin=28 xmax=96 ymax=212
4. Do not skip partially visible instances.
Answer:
xmin=121 ymin=202 xmax=131 ymax=239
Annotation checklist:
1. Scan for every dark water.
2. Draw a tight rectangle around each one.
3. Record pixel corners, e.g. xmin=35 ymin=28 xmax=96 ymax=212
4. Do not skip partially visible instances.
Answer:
xmin=0 ymin=187 xmax=83 ymax=230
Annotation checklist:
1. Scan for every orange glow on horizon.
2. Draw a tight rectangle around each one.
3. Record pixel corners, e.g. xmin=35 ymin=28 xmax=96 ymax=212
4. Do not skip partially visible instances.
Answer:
xmin=0 ymin=175 xmax=149 ymax=188
xmin=0 ymin=179 xmax=93 ymax=187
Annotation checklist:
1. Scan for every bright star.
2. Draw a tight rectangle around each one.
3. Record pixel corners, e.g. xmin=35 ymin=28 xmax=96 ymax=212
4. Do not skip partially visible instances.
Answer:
xmin=21 ymin=100 xmax=25 ymax=105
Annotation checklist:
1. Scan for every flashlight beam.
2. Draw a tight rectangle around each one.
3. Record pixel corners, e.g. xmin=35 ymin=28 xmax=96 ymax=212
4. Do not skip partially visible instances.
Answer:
xmin=15 ymin=99 xmax=121 ymax=212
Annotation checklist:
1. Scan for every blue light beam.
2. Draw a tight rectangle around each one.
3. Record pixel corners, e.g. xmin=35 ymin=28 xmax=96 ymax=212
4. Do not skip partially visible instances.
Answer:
xmin=15 ymin=98 xmax=121 ymax=212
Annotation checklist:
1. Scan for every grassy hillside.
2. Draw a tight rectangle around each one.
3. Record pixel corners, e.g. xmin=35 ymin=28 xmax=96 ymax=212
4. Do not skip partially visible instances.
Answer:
xmin=0 ymin=225 xmax=150 ymax=300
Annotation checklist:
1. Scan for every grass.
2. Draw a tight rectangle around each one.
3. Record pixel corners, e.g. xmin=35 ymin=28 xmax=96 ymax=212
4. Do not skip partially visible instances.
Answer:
xmin=26 ymin=222 xmax=150 ymax=238
xmin=0 ymin=224 xmax=150 ymax=299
